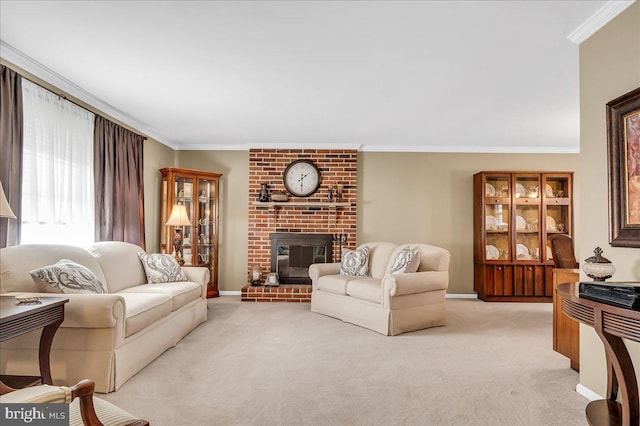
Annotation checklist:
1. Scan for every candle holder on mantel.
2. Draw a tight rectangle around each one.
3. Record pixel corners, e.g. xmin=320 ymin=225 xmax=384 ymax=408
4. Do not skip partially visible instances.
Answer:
xmin=582 ymin=247 xmax=616 ymax=282
xmin=250 ymin=265 xmax=263 ymax=286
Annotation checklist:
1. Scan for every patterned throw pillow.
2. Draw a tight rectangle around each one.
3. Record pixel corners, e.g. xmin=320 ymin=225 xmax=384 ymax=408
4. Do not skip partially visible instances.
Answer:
xmin=30 ymin=259 xmax=108 ymax=294
xmin=389 ymin=246 xmax=421 ymax=274
xmin=340 ymin=246 xmax=370 ymax=276
xmin=137 ymin=253 xmax=188 ymax=283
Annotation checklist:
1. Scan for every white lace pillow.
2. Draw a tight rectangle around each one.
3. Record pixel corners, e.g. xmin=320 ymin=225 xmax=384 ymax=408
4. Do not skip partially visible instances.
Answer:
xmin=389 ymin=246 xmax=420 ymax=274
xmin=340 ymin=246 xmax=370 ymax=276
xmin=137 ymin=253 xmax=188 ymax=283
xmin=30 ymin=259 xmax=108 ymax=294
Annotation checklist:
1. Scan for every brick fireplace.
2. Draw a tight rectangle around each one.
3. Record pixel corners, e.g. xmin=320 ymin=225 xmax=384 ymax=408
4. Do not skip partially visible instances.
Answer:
xmin=244 ymin=148 xmax=357 ymax=301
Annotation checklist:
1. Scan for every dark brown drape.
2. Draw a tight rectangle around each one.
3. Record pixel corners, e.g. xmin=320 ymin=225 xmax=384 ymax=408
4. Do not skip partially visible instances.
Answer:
xmin=0 ymin=65 xmax=23 ymax=248
xmin=94 ymin=116 xmax=146 ymax=249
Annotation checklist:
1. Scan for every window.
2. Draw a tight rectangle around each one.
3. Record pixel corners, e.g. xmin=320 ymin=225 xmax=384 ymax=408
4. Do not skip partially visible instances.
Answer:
xmin=21 ymin=80 xmax=95 ymax=246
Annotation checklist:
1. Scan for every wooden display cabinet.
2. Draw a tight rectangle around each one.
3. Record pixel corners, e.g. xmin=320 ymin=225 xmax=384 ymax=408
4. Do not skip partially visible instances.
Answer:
xmin=160 ymin=168 xmax=221 ymax=298
xmin=473 ymin=171 xmax=574 ymax=302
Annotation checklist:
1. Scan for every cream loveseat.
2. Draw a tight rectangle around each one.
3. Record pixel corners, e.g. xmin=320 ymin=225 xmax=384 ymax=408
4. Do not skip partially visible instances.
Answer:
xmin=0 ymin=242 xmax=208 ymax=393
xmin=309 ymin=242 xmax=450 ymax=336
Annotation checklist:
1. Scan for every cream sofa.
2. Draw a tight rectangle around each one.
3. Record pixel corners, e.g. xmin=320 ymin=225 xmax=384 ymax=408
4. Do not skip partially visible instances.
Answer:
xmin=309 ymin=242 xmax=450 ymax=336
xmin=0 ymin=241 xmax=208 ymax=393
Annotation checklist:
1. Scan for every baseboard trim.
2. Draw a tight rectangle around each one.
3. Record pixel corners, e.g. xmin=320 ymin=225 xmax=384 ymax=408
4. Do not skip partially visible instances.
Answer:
xmin=446 ymin=293 xmax=479 ymax=299
xmin=576 ymin=384 xmax=602 ymax=401
xmin=219 ymin=291 xmax=477 ymax=298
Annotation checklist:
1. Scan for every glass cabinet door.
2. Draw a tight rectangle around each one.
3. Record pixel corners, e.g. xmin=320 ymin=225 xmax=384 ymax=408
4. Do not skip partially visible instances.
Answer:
xmin=196 ymin=178 xmax=218 ymax=282
xmin=176 ymin=176 xmax=195 ymax=265
xmin=484 ymin=175 xmax=510 ymax=261
xmin=543 ymin=174 xmax=572 ymax=261
xmin=514 ymin=174 xmax=541 ymax=261
xmin=196 ymin=177 xmax=216 ymax=267
xmin=161 ymin=173 xmax=195 ymax=260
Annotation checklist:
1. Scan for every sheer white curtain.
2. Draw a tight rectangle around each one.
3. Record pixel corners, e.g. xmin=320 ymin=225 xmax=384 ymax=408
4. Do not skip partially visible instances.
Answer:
xmin=21 ymin=80 xmax=95 ymax=246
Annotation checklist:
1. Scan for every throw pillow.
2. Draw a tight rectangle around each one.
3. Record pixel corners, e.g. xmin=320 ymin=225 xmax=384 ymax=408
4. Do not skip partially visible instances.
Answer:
xmin=137 ymin=253 xmax=188 ymax=283
xmin=389 ymin=246 xmax=421 ymax=274
xmin=30 ymin=259 xmax=108 ymax=294
xmin=340 ymin=246 xmax=370 ymax=276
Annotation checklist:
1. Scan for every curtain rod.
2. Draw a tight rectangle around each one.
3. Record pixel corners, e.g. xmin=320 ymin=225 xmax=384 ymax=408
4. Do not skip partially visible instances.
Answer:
xmin=13 ymin=67 xmax=148 ymax=141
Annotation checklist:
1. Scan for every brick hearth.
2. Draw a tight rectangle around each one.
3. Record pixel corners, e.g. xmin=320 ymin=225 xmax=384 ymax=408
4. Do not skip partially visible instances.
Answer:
xmin=241 ymin=284 xmax=312 ymax=302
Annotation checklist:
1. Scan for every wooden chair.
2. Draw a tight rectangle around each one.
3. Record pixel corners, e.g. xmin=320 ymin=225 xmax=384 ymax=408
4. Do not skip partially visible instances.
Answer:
xmin=549 ymin=234 xmax=578 ymax=268
xmin=0 ymin=379 xmax=148 ymax=426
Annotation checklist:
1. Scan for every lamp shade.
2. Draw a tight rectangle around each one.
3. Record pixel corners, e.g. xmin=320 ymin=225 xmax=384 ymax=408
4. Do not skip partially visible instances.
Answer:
xmin=165 ymin=204 xmax=191 ymax=226
xmin=0 ymin=181 xmax=16 ymax=219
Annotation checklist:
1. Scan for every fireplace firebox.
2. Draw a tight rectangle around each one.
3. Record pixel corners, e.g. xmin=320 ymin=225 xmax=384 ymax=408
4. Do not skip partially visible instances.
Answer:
xmin=270 ymin=233 xmax=333 ymax=284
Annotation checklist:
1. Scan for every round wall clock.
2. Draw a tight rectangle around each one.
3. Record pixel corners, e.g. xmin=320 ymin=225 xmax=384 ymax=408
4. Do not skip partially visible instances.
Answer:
xmin=283 ymin=159 xmax=321 ymax=197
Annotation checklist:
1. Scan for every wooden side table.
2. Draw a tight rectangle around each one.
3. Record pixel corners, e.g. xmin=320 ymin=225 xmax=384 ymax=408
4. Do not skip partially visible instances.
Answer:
xmin=557 ymin=283 xmax=639 ymax=426
xmin=0 ymin=296 xmax=68 ymax=387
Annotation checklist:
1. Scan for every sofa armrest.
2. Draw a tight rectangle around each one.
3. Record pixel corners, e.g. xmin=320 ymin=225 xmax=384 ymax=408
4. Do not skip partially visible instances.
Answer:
xmin=62 ymin=294 xmax=126 ymax=329
xmin=414 ymin=245 xmax=450 ymax=272
xmin=4 ymin=292 xmax=125 ymax=329
xmin=382 ymin=270 xmax=449 ymax=297
xmin=182 ymin=266 xmax=210 ymax=287
xmin=309 ymin=263 xmax=341 ymax=282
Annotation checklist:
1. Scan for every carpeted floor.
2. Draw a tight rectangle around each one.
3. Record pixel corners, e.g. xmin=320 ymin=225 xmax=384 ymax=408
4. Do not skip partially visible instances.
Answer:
xmin=101 ymin=298 xmax=588 ymax=426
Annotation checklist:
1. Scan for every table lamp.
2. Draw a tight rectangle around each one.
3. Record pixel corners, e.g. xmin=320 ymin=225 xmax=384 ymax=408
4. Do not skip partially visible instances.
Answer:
xmin=0 ymin=181 xmax=16 ymax=219
xmin=165 ymin=203 xmax=191 ymax=264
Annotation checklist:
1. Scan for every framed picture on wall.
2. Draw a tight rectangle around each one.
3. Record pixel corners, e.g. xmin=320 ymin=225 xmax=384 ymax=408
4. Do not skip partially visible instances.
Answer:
xmin=607 ymin=86 xmax=640 ymax=247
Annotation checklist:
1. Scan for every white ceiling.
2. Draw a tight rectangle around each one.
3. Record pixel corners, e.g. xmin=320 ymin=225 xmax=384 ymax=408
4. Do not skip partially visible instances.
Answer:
xmin=0 ymin=1 xmax=631 ymax=152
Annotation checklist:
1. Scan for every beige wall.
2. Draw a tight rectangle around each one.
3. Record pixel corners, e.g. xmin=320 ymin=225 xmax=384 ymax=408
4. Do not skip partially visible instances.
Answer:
xmin=578 ymin=2 xmax=640 ymax=397
xmin=143 ymin=140 xmax=176 ymax=252
xmin=175 ymin=150 xmax=579 ymax=293
xmin=358 ymin=152 xmax=579 ymax=294
xmin=176 ymin=150 xmax=249 ymax=292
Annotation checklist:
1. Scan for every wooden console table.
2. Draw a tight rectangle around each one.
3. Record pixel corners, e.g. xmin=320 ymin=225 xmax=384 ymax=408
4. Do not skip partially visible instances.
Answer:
xmin=0 ymin=296 xmax=68 ymax=387
xmin=557 ymin=283 xmax=639 ymax=426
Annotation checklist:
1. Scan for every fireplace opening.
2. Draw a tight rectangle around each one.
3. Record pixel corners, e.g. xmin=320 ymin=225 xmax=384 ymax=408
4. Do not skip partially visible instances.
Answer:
xmin=270 ymin=233 xmax=333 ymax=284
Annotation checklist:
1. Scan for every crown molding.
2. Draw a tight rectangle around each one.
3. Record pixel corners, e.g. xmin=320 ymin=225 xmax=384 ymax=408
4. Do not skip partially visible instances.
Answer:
xmin=359 ymin=144 xmax=579 ymax=154
xmin=0 ymin=40 xmax=174 ymax=147
xmin=568 ymin=0 xmax=636 ymax=44
xmin=174 ymin=142 xmax=363 ymax=151
xmin=171 ymin=142 xmax=579 ymax=153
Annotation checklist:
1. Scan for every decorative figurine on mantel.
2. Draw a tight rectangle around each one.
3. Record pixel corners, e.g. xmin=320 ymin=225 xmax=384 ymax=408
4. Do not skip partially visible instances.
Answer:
xmin=258 ymin=184 xmax=269 ymax=202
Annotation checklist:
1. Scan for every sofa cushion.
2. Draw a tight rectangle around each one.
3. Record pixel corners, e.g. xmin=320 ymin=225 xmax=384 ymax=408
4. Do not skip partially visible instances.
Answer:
xmin=317 ymin=275 xmax=354 ymax=295
xmin=29 ymin=259 xmax=108 ymax=294
xmin=389 ymin=246 xmax=420 ymax=274
xmin=346 ymin=278 xmax=382 ymax=304
xmin=88 ymin=242 xmax=148 ymax=293
xmin=137 ymin=253 xmax=188 ymax=284
xmin=120 ymin=281 xmax=202 ymax=311
xmin=365 ymin=242 xmax=399 ymax=279
xmin=118 ymin=293 xmax=173 ymax=337
xmin=340 ymin=246 xmax=369 ymax=276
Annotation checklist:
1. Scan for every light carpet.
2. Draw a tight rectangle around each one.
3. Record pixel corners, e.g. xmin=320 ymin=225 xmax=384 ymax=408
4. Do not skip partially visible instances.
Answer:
xmin=101 ymin=297 xmax=588 ymax=426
